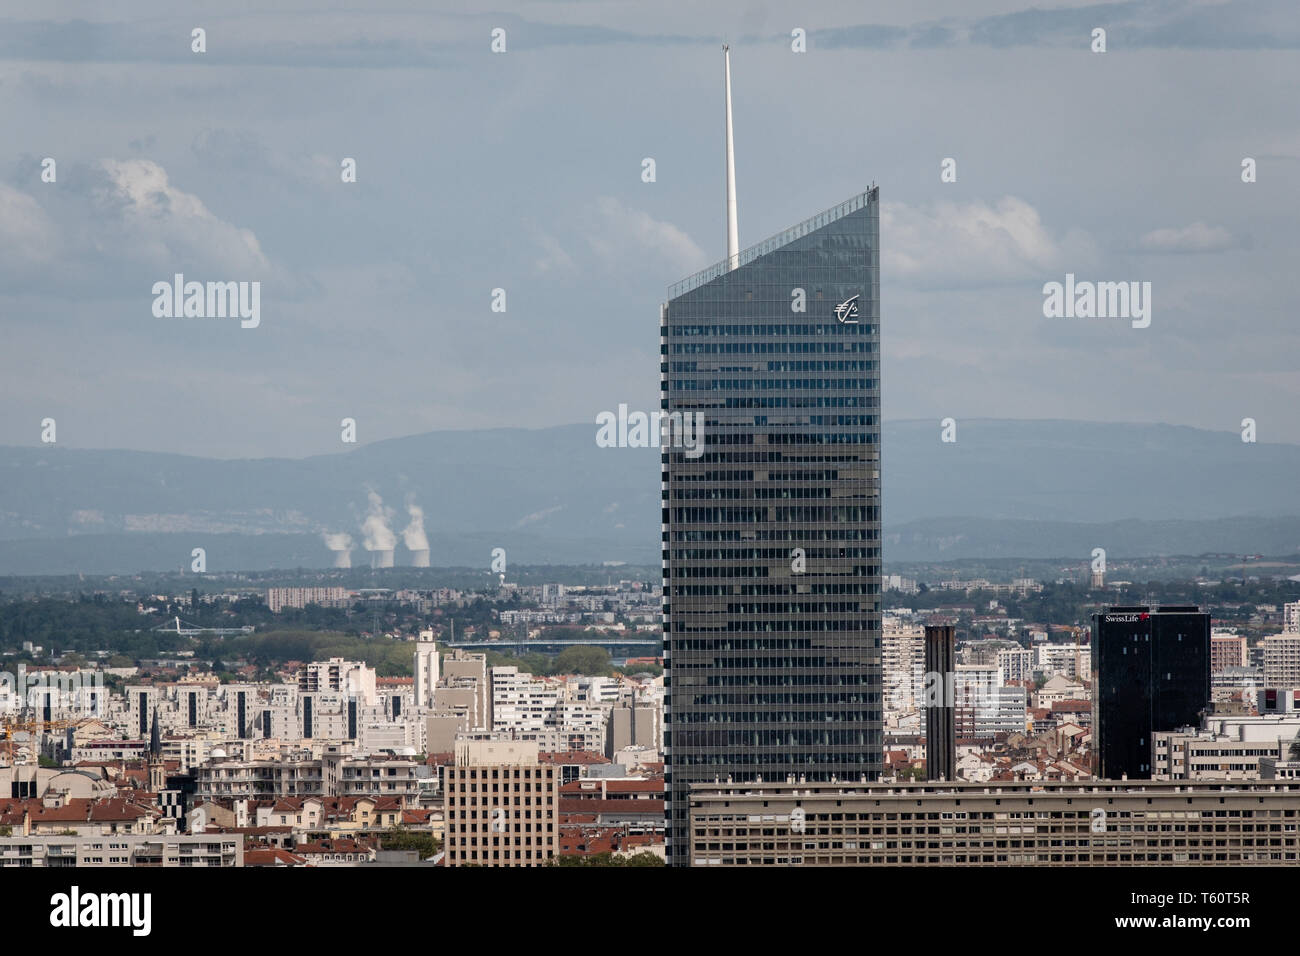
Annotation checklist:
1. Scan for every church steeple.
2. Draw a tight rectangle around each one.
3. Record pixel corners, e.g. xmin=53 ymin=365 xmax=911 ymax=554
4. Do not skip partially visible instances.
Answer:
xmin=146 ymin=708 xmax=165 ymax=792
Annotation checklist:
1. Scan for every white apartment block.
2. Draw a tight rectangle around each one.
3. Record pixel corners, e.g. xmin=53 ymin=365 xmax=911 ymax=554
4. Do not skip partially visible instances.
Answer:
xmin=299 ymin=659 xmax=377 ymax=706
xmin=414 ymin=638 xmax=439 ymax=709
xmin=572 ymin=676 xmax=622 ymax=705
xmin=1034 ymin=643 xmax=1091 ymax=682
xmin=491 ymin=666 xmax=607 ymax=752
xmin=0 ymin=834 xmax=242 ymax=868
xmin=492 ymin=667 xmax=563 ymax=732
xmin=267 ymin=587 xmax=348 ymax=613
xmin=950 ymin=666 xmax=1028 ymax=738
xmin=997 ymin=647 xmax=1034 ymax=685
xmin=194 ymin=748 xmax=421 ymax=800
xmin=1284 ymin=601 xmax=1300 ymax=634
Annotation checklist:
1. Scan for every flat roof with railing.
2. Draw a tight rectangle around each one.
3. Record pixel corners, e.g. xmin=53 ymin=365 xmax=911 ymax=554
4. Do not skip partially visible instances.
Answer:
xmin=667 ymin=185 xmax=877 ymax=300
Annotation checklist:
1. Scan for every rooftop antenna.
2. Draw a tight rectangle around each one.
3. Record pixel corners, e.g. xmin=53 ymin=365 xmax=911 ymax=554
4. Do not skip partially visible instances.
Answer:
xmin=723 ymin=44 xmax=739 ymax=269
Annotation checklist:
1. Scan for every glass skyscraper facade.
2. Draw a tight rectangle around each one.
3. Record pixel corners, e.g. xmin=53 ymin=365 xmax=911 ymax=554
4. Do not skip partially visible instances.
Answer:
xmin=1092 ymin=605 xmax=1211 ymax=780
xmin=661 ymin=188 xmax=883 ymax=865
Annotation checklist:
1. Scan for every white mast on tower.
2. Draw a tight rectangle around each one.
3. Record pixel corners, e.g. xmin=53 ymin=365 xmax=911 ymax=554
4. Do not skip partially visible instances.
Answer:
xmin=724 ymin=44 xmax=739 ymax=270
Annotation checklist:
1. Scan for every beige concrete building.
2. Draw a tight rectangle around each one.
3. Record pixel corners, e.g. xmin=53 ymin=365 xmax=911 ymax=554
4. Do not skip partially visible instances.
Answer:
xmin=1211 ymin=633 xmax=1249 ymax=672
xmin=688 ymin=779 xmax=1300 ymax=866
xmin=444 ymin=739 xmax=558 ymax=867
xmin=1264 ymin=634 xmax=1300 ymax=688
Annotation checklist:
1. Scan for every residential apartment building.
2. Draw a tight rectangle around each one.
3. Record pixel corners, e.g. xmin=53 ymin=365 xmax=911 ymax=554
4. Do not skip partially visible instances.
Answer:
xmin=266 ymin=587 xmax=348 ymax=613
xmin=1263 ymin=634 xmax=1300 ymax=689
xmin=195 ymin=747 xmax=421 ymax=800
xmin=1035 ymin=643 xmax=1091 ymax=681
xmin=0 ymin=833 xmax=242 ymax=867
xmin=1211 ymin=633 xmax=1249 ymax=672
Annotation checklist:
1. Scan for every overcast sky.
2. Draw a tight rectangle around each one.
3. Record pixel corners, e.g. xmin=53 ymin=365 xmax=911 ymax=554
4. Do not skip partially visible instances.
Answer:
xmin=2 ymin=0 xmax=1297 ymax=458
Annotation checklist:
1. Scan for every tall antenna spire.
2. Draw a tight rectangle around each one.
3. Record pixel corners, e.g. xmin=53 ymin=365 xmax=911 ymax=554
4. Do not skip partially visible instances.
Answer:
xmin=723 ymin=44 xmax=739 ymax=270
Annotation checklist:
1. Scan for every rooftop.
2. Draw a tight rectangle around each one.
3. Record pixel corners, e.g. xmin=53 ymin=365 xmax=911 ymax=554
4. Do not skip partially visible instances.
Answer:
xmin=668 ymin=186 xmax=877 ymax=299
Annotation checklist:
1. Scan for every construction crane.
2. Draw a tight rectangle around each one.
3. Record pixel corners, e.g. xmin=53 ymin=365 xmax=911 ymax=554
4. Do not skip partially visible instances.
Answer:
xmin=0 ymin=716 xmax=72 ymax=741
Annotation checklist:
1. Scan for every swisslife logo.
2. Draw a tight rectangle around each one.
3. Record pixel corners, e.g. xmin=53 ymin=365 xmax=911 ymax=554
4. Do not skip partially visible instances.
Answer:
xmin=1105 ymin=612 xmax=1150 ymax=623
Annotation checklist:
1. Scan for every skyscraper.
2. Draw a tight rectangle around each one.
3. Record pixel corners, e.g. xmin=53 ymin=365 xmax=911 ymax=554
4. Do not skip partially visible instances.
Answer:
xmin=661 ymin=48 xmax=882 ymax=866
xmin=1092 ymin=605 xmax=1211 ymax=779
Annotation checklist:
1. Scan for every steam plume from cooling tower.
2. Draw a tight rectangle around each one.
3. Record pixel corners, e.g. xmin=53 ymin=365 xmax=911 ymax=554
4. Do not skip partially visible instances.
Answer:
xmin=361 ymin=490 xmax=397 ymax=568
xmin=362 ymin=491 xmax=396 ymax=550
xmin=403 ymin=501 xmax=430 ymax=566
xmin=323 ymin=532 xmax=353 ymax=569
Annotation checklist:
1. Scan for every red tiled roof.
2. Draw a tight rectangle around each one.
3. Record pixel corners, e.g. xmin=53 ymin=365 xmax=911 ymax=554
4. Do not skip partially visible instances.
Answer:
xmin=558 ymin=799 xmax=664 ymax=816
xmin=245 ymin=848 xmax=309 ymax=867
xmin=0 ymin=796 xmax=160 ymax=824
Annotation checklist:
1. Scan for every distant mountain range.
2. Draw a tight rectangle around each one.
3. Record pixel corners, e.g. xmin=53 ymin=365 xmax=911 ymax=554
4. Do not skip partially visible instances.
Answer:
xmin=0 ymin=419 xmax=1296 ymax=575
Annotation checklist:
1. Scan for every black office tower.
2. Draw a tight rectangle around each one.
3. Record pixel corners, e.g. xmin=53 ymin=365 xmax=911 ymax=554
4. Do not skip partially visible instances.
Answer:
xmin=924 ymin=625 xmax=956 ymax=781
xmin=661 ymin=188 xmax=883 ymax=865
xmin=1092 ymin=605 xmax=1210 ymax=779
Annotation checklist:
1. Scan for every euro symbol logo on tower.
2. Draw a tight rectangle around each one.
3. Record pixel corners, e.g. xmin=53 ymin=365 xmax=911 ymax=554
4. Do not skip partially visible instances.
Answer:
xmin=833 ymin=294 xmax=860 ymax=324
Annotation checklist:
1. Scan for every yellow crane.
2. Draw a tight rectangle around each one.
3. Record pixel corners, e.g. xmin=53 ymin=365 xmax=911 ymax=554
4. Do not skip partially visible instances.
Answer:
xmin=0 ymin=716 xmax=72 ymax=740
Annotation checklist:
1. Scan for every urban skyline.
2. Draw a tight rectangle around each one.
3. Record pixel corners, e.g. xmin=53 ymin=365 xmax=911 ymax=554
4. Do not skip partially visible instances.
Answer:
xmin=1 ymin=6 xmax=1298 ymax=931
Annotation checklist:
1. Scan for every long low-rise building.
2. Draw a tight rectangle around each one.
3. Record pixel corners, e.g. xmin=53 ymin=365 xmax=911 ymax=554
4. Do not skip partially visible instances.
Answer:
xmin=688 ymin=780 xmax=1300 ymax=866
xmin=195 ymin=747 xmax=422 ymax=800
xmin=0 ymin=833 xmax=242 ymax=867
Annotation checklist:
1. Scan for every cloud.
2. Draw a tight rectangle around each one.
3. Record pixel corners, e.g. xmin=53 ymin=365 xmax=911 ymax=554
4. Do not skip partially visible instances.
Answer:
xmin=816 ymin=1 xmax=1300 ymax=52
xmin=0 ymin=183 xmax=57 ymax=273
xmin=586 ymin=196 xmax=707 ymax=276
xmin=882 ymin=196 xmax=1096 ymax=289
xmin=515 ymin=504 xmax=564 ymax=528
xmin=0 ymin=158 xmax=273 ymax=300
xmin=95 ymin=159 xmax=270 ymax=274
xmin=532 ymin=229 xmax=576 ymax=275
xmin=1138 ymin=221 xmax=1243 ymax=254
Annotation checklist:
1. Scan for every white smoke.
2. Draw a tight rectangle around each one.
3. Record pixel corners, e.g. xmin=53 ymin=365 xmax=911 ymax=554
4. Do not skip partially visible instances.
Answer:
xmin=322 ymin=531 xmax=353 ymax=569
xmin=402 ymin=502 xmax=429 ymax=551
xmin=322 ymin=532 xmax=352 ymax=551
xmin=361 ymin=490 xmax=397 ymax=551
